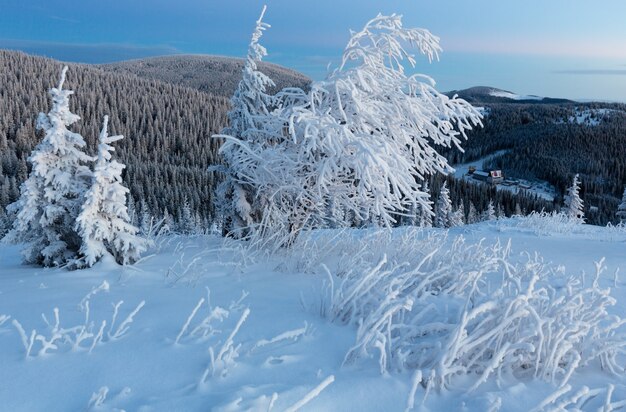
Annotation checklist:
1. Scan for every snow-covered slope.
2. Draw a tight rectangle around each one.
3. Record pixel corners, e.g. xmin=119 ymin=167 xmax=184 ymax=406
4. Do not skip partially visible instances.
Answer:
xmin=2 ymin=220 xmax=626 ymax=411
xmin=489 ymin=89 xmax=543 ymax=101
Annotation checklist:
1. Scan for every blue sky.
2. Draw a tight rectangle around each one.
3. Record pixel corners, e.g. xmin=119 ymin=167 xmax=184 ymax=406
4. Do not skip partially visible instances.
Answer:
xmin=1 ymin=0 xmax=625 ymax=101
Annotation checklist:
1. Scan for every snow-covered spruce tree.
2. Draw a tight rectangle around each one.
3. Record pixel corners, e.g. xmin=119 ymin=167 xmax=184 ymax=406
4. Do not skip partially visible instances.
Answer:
xmin=482 ymin=200 xmax=496 ymax=221
xmin=212 ymin=5 xmax=275 ymax=239
xmin=3 ymin=66 xmax=92 ymax=266
xmin=467 ymin=202 xmax=479 ymax=224
xmin=617 ymin=187 xmax=626 ymax=224
xmin=221 ymin=13 xmax=482 ymax=246
xmin=564 ymin=173 xmax=584 ymax=221
xmin=75 ymin=116 xmax=146 ymax=267
xmin=496 ymin=203 xmax=505 ymax=219
xmin=450 ymin=202 xmax=465 ymax=227
xmin=139 ymin=199 xmax=152 ymax=235
xmin=435 ymin=182 xmax=452 ymax=228
xmin=418 ymin=181 xmax=434 ymax=228
xmin=178 ymin=197 xmax=195 ymax=234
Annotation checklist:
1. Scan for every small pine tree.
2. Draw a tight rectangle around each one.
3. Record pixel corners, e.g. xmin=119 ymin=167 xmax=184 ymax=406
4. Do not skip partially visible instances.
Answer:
xmin=179 ymin=198 xmax=195 ymax=234
xmin=162 ymin=208 xmax=174 ymax=233
xmin=467 ymin=202 xmax=479 ymax=224
xmin=139 ymin=199 xmax=153 ymax=235
xmin=482 ymin=200 xmax=496 ymax=221
xmin=213 ymin=5 xmax=274 ymax=239
xmin=435 ymin=182 xmax=452 ymax=228
xmin=496 ymin=203 xmax=505 ymax=219
xmin=75 ymin=116 xmax=146 ymax=267
xmin=127 ymin=193 xmax=137 ymax=226
xmin=450 ymin=203 xmax=465 ymax=227
xmin=419 ymin=182 xmax=434 ymax=228
xmin=3 ymin=66 xmax=91 ymax=266
xmin=617 ymin=187 xmax=626 ymax=224
xmin=564 ymin=173 xmax=584 ymax=220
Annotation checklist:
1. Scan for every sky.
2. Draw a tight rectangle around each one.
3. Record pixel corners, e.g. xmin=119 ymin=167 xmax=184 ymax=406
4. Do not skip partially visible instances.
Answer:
xmin=1 ymin=0 xmax=625 ymax=101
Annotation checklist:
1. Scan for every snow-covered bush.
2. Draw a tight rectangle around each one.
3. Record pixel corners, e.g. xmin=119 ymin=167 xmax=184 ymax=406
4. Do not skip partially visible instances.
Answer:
xmin=215 ymin=12 xmax=482 ymax=248
xmin=507 ymin=210 xmax=584 ymax=236
xmin=312 ymin=229 xmax=626 ymax=390
xmin=3 ymin=66 xmax=92 ymax=266
xmin=75 ymin=116 xmax=146 ymax=267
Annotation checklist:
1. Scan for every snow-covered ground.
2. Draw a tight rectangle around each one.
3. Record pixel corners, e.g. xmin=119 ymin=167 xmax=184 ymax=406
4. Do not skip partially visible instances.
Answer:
xmin=2 ymin=219 xmax=626 ymax=411
xmin=453 ymin=152 xmax=557 ymax=201
xmin=489 ymin=90 xmax=543 ymax=101
xmin=554 ymin=108 xmax=616 ymax=127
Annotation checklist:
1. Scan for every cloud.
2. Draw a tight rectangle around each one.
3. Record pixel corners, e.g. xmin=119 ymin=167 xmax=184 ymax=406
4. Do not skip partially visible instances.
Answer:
xmin=554 ymin=69 xmax=626 ymax=76
xmin=0 ymin=39 xmax=180 ymax=63
xmin=49 ymin=15 xmax=80 ymax=24
xmin=443 ymin=36 xmax=626 ymax=60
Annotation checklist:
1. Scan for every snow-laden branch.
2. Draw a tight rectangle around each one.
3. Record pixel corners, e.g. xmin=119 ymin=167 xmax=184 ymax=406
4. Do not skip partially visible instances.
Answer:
xmin=214 ymin=12 xmax=482 ymax=248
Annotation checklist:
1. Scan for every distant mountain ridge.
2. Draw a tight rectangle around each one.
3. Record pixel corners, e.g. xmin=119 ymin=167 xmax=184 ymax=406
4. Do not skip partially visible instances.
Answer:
xmin=99 ymin=54 xmax=311 ymax=97
xmin=446 ymin=86 xmax=574 ymax=104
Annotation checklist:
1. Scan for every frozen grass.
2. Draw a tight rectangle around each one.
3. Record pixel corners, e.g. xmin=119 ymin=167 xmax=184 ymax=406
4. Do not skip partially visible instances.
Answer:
xmin=3 ymin=224 xmax=626 ymax=411
xmin=290 ymin=228 xmax=626 ymax=393
xmin=10 ymin=281 xmax=144 ymax=358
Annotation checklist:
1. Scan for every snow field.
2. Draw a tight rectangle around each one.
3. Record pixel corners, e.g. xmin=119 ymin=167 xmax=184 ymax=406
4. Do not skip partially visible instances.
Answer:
xmin=2 ymin=219 xmax=626 ymax=411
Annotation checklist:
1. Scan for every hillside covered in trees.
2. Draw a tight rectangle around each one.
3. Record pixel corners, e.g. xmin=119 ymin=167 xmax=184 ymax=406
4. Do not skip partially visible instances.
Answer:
xmin=0 ymin=50 xmax=235 ymax=231
xmin=1 ymin=50 xmax=623 ymax=231
xmin=99 ymin=55 xmax=311 ymax=97
xmin=442 ymin=87 xmax=626 ymax=225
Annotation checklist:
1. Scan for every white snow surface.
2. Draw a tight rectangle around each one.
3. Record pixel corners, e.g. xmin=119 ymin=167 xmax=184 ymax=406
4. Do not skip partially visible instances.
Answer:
xmin=2 ymin=220 xmax=626 ymax=411
xmin=567 ymin=108 xmax=613 ymax=126
xmin=489 ymin=90 xmax=542 ymax=101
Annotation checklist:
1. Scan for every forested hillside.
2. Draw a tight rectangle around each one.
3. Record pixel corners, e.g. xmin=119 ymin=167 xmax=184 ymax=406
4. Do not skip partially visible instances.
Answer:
xmin=99 ymin=55 xmax=311 ymax=97
xmin=0 ymin=50 xmax=319 ymax=234
xmin=1 ymin=50 xmax=621 ymax=231
xmin=0 ymin=50 xmax=233 ymax=230
xmin=442 ymin=89 xmax=626 ymax=225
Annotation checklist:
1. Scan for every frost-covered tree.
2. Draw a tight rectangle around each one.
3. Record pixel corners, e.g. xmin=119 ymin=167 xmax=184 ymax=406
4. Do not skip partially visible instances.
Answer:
xmin=127 ymin=193 xmax=137 ymax=226
xmin=178 ymin=197 xmax=195 ymax=234
xmin=617 ymin=187 xmax=626 ymax=223
xmin=220 ymin=13 xmax=482 ymax=246
xmin=213 ymin=5 xmax=275 ymax=239
xmin=162 ymin=208 xmax=174 ymax=233
xmin=467 ymin=202 xmax=479 ymax=224
xmin=450 ymin=203 xmax=465 ymax=227
xmin=75 ymin=116 xmax=146 ymax=267
xmin=482 ymin=200 xmax=496 ymax=221
xmin=496 ymin=203 xmax=505 ymax=219
xmin=435 ymin=182 xmax=452 ymax=228
xmin=418 ymin=182 xmax=434 ymax=228
xmin=139 ymin=199 xmax=153 ymax=235
xmin=3 ymin=66 xmax=91 ymax=266
xmin=564 ymin=174 xmax=584 ymax=220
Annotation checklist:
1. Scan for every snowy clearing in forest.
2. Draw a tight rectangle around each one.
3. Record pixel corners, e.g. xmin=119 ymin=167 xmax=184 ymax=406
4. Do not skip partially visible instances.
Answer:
xmin=2 ymin=219 xmax=626 ymax=411
xmin=554 ymin=107 xmax=619 ymax=127
xmin=453 ymin=152 xmax=557 ymax=201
